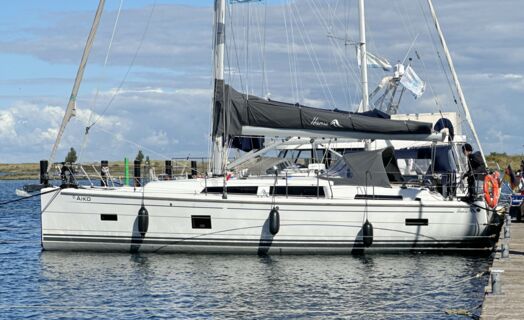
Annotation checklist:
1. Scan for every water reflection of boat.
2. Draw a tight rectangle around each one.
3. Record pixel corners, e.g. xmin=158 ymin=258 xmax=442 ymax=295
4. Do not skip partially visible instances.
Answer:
xmin=36 ymin=252 xmax=489 ymax=317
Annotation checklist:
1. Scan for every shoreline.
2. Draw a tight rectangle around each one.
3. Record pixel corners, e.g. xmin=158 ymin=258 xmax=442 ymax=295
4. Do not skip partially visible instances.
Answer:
xmin=0 ymin=160 xmax=206 ymax=181
xmin=0 ymin=153 xmax=521 ymax=180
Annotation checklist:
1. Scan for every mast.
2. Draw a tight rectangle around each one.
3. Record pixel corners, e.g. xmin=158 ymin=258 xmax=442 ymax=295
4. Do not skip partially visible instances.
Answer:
xmin=358 ymin=0 xmax=371 ymax=150
xmin=214 ymin=0 xmax=225 ymax=83
xmin=358 ymin=0 xmax=369 ymax=112
xmin=47 ymin=0 xmax=106 ymax=172
xmin=211 ymin=0 xmax=226 ymax=175
xmin=427 ymin=0 xmax=486 ymax=166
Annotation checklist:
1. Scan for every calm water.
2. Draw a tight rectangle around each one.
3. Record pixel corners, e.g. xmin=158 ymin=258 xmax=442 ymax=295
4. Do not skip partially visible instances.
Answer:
xmin=0 ymin=180 xmax=490 ymax=319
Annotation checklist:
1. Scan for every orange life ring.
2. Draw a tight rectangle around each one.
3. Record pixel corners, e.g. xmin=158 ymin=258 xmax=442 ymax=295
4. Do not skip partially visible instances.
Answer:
xmin=484 ymin=174 xmax=500 ymax=208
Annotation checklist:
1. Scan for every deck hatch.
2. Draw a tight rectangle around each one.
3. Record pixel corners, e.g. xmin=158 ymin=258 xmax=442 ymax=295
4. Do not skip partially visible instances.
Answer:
xmin=192 ymin=215 xmax=212 ymax=229
xmin=405 ymin=218 xmax=428 ymax=226
xmin=100 ymin=214 xmax=118 ymax=221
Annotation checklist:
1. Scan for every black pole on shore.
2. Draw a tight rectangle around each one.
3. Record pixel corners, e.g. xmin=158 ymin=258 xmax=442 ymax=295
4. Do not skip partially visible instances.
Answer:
xmin=165 ymin=160 xmax=172 ymax=179
xmin=100 ymin=160 xmax=108 ymax=187
xmin=39 ymin=160 xmax=49 ymax=186
xmin=134 ymin=160 xmax=142 ymax=187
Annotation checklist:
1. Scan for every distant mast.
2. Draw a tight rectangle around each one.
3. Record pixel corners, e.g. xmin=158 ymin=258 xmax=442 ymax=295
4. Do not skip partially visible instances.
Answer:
xmin=358 ymin=0 xmax=369 ymax=112
xmin=427 ymin=0 xmax=486 ymax=166
xmin=211 ymin=0 xmax=226 ymax=175
xmin=47 ymin=0 xmax=106 ymax=171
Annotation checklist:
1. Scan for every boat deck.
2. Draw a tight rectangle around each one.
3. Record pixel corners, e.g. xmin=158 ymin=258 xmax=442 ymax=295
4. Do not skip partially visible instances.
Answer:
xmin=481 ymin=220 xmax=524 ymax=319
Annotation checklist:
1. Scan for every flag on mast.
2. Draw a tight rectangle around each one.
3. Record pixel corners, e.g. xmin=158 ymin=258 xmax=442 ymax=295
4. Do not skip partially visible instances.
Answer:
xmin=356 ymin=47 xmax=392 ymax=71
xmin=400 ymin=65 xmax=426 ymax=98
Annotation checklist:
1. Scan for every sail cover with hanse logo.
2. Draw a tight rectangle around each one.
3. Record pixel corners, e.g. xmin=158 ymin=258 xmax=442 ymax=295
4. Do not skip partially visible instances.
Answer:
xmin=212 ymin=81 xmax=433 ymax=138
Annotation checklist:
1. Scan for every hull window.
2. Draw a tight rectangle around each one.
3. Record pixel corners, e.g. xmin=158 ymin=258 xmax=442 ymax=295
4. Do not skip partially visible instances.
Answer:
xmin=192 ymin=215 xmax=212 ymax=229
xmin=269 ymin=186 xmax=325 ymax=197
xmin=354 ymin=194 xmax=403 ymax=200
xmin=405 ymin=218 xmax=428 ymax=226
xmin=201 ymin=186 xmax=258 ymax=194
xmin=100 ymin=214 xmax=118 ymax=221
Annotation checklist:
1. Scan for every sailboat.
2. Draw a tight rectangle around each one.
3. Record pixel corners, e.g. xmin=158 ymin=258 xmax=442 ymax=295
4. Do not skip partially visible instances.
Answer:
xmin=40 ymin=0 xmax=502 ymax=253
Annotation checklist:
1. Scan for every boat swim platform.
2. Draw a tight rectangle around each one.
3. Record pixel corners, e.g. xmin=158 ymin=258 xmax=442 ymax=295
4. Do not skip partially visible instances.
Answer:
xmin=481 ymin=218 xmax=524 ymax=319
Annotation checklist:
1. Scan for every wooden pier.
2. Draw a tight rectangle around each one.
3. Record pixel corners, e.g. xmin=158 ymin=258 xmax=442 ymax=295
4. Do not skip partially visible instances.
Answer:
xmin=481 ymin=219 xmax=524 ymax=319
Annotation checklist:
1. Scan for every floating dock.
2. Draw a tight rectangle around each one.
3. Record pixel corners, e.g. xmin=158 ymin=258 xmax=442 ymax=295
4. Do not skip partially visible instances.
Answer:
xmin=481 ymin=218 xmax=524 ymax=319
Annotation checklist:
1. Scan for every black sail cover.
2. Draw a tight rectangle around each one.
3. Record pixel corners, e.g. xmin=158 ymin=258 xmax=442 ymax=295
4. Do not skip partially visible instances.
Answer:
xmin=212 ymin=81 xmax=433 ymax=138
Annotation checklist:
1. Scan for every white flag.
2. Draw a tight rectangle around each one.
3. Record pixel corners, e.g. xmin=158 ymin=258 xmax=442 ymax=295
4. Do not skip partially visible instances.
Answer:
xmin=356 ymin=47 xmax=392 ymax=71
xmin=400 ymin=66 xmax=426 ymax=98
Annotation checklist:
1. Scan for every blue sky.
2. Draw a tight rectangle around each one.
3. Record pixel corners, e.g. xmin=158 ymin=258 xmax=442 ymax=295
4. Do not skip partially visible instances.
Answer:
xmin=1 ymin=0 xmax=523 ymax=163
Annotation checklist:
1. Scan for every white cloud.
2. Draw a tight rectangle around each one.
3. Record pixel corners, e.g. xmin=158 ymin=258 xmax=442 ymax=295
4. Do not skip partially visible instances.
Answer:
xmin=464 ymin=73 xmax=524 ymax=94
xmin=302 ymin=98 xmax=326 ymax=108
xmin=141 ymin=130 xmax=169 ymax=147
xmin=174 ymin=88 xmax=211 ymax=97
xmin=0 ymin=111 xmax=17 ymax=139
xmin=40 ymin=128 xmax=59 ymax=143
xmin=0 ymin=103 xmax=62 ymax=162
xmin=99 ymin=87 xmax=165 ymax=96
xmin=503 ymin=74 xmax=523 ymax=80
xmin=482 ymin=128 xmax=519 ymax=153
xmin=75 ymin=107 xmax=125 ymax=130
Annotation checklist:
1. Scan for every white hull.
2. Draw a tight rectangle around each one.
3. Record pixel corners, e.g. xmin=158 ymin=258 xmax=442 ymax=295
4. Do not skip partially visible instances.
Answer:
xmin=40 ymin=178 xmax=499 ymax=254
